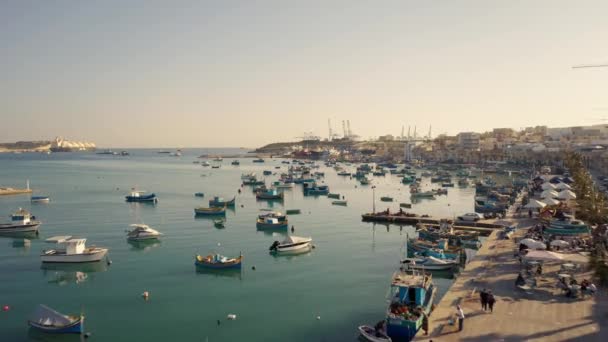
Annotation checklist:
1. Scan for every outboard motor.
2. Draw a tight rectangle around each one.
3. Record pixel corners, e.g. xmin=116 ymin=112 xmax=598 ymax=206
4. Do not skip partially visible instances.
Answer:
xmin=269 ymin=241 xmax=280 ymax=251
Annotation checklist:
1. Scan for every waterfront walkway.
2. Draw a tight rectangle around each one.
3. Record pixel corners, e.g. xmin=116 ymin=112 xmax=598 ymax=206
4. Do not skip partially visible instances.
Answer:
xmin=414 ymin=215 xmax=607 ymax=342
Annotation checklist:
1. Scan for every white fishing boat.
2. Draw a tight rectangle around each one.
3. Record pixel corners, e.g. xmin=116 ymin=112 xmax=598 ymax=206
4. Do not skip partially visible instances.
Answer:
xmin=41 ymin=236 xmax=108 ymax=263
xmin=126 ymin=224 xmax=162 ymax=241
xmin=358 ymin=325 xmax=392 ymax=342
xmin=269 ymin=235 xmax=312 ymax=254
xmin=201 ymin=161 xmax=211 ymax=167
xmin=401 ymin=256 xmax=458 ymax=271
xmin=0 ymin=208 xmax=41 ymax=234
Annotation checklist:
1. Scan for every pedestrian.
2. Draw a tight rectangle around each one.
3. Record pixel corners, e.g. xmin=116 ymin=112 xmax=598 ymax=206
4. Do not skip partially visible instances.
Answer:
xmin=422 ymin=312 xmax=429 ymax=335
xmin=456 ymin=305 xmax=465 ymax=332
xmin=487 ymin=291 xmax=496 ymax=313
xmin=528 ymin=209 xmax=533 ymax=218
xmin=479 ymin=288 xmax=488 ymax=311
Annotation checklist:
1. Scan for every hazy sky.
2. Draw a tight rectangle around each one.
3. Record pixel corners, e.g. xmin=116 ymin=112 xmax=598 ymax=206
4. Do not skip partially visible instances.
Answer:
xmin=2 ymin=1 xmax=608 ymax=147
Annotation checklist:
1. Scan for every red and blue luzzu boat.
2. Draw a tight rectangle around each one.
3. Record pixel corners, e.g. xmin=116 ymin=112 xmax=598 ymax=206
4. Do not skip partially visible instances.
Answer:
xmin=195 ymin=253 xmax=243 ymax=269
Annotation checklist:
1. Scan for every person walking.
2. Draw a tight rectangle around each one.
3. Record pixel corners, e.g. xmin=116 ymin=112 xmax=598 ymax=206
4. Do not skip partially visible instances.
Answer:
xmin=456 ymin=305 xmax=465 ymax=332
xmin=422 ymin=312 xmax=429 ymax=336
xmin=479 ymin=288 xmax=488 ymax=311
xmin=487 ymin=291 xmax=496 ymax=313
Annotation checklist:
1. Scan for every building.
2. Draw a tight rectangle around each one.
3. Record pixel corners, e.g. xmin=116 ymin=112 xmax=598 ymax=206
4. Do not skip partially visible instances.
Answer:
xmin=457 ymin=132 xmax=480 ymax=150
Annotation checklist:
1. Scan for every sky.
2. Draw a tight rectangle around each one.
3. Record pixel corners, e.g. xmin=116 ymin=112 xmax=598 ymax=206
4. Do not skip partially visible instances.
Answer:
xmin=1 ymin=0 xmax=608 ymax=148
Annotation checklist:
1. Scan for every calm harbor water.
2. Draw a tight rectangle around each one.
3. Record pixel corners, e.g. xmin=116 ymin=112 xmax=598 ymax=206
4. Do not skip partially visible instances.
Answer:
xmin=0 ymin=149 xmax=477 ymax=341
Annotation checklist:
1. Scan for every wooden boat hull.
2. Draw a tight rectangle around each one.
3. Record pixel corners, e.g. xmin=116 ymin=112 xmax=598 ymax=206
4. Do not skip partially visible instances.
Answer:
xmin=194 ymin=208 xmax=226 ymax=216
xmin=125 ymin=194 xmax=157 ymax=203
xmin=0 ymin=222 xmax=40 ymax=233
xmin=41 ymin=248 xmax=108 ymax=263
xmin=28 ymin=317 xmax=83 ymax=334
xmin=256 ymin=222 xmax=288 ymax=230
xmin=195 ymin=256 xmax=243 ymax=269
xmin=358 ymin=325 xmax=392 ymax=342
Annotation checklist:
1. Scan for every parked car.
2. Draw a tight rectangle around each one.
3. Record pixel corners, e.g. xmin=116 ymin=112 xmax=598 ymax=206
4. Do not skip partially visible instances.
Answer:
xmin=457 ymin=213 xmax=483 ymax=222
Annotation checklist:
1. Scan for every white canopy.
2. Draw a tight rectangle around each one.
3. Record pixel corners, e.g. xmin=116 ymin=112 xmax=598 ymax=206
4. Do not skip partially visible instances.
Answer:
xmin=520 ymin=238 xmax=546 ymax=250
xmin=540 ymin=190 xmax=559 ymax=198
xmin=541 ymin=183 xmax=556 ymax=190
xmin=524 ymin=199 xmax=547 ymax=209
xmin=542 ymin=198 xmax=560 ymax=206
xmin=557 ymin=190 xmax=576 ymax=200
xmin=555 ymin=183 xmax=571 ymax=190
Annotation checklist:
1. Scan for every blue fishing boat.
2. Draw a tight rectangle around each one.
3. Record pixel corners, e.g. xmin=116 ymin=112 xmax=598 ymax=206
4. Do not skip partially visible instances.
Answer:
xmin=125 ymin=190 xmax=157 ymax=203
xmin=256 ymin=212 xmax=288 ymax=230
xmin=256 ymin=188 xmax=284 ymax=200
xmin=194 ymin=206 xmax=226 ymax=216
xmin=253 ymin=158 xmax=265 ymax=163
xmin=386 ymin=270 xmax=436 ymax=341
xmin=263 ymin=170 xmax=272 ymax=175
xmin=194 ymin=192 xmax=205 ymax=197
xmin=31 ymin=196 xmax=50 ymax=203
xmin=545 ymin=218 xmax=590 ymax=235
xmin=28 ymin=304 xmax=83 ymax=334
xmin=195 ymin=253 xmax=242 ymax=269
xmin=401 ymin=176 xmax=415 ymax=184
xmin=209 ymin=196 xmax=236 ymax=207
xmin=408 ymin=239 xmax=460 ymax=259
xmin=303 ymin=182 xmax=329 ymax=195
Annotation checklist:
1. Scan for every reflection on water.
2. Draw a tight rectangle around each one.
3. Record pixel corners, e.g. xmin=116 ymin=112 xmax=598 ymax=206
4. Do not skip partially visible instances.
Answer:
xmin=127 ymin=239 xmax=161 ymax=252
xmin=28 ymin=328 xmax=86 ymax=342
xmin=195 ymin=266 xmax=243 ymax=280
xmin=41 ymin=262 xmax=108 ymax=286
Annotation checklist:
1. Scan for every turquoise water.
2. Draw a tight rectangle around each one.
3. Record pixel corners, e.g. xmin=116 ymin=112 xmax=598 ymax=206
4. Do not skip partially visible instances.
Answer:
xmin=0 ymin=150 xmax=476 ymax=341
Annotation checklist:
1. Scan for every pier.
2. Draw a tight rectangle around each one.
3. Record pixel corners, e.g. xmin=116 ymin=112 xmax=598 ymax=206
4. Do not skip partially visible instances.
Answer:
xmin=413 ymin=216 xmax=606 ymax=342
xmin=362 ymin=213 xmax=504 ymax=236
xmin=0 ymin=187 xmax=32 ymax=196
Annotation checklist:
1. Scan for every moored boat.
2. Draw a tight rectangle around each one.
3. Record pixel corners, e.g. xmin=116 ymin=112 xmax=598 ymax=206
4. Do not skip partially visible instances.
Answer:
xmin=256 ymin=212 xmax=288 ymax=230
xmin=269 ymin=235 xmax=312 ymax=254
xmin=358 ymin=325 xmax=392 ymax=342
xmin=332 ymin=200 xmax=348 ymax=206
xmin=231 ymin=160 xmax=240 ymax=165
xmin=545 ymin=218 xmax=590 ymax=235
xmin=125 ymin=190 xmax=158 ymax=203
xmin=194 ymin=206 xmax=226 ymax=216
xmin=0 ymin=208 xmax=41 ymax=234
xmin=401 ymin=256 xmax=458 ymax=271
xmin=381 ymin=196 xmax=393 ymax=202
xmin=256 ymin=188 xmax=284 ymax=200
xmin=195 ymin=253 xmax=242 ymax=269
xmin=209 ymin=196 xmax=236 ymax=207
xmin=31 ymin=196 xmax=50 ymax=203
xmin=194 ymin=192 xmax=205 ymax=197
xmin=28 ymin=304 xmax=84 ymax=334
xmin=386 ymin=270 xmax=436 ymax=341
xmin=285 ymin=209 xmax=301 ymax=215
xmin=41 ymin=237 xmax=108 ymax=263
xmin=126 ymin=224 xmax=162 ymax=241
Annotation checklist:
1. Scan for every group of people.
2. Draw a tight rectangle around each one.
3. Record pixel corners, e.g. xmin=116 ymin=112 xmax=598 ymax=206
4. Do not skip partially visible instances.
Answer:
xmin=558 ymin=276 xmax=597 ymax=298
xmin=479 ymin=288 xmax=497 ymax=313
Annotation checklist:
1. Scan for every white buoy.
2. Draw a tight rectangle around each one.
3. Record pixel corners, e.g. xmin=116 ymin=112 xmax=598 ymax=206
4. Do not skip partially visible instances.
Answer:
xmin=316 ymin=316 xmax=321 ymax=320
xmin=217 ymin=243 xmax=221 ymax=246
xmin=227 ymin=314 xmax=237 ymax=320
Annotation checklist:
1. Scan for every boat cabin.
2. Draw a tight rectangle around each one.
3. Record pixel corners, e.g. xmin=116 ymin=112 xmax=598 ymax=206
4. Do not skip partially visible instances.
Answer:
xmin=11 ymin=208 xmax=34 ymax=224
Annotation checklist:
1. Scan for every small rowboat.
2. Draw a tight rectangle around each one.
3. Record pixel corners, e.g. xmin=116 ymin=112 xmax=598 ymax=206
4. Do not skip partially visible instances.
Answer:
xmin=28 ymin=304 xmax=84 ymax=334
xmin=194 ymin=206 xmax=226 ymax=216
xmin=358 ymin=325 xmax=391 ymax=342
xmin=195 ymin=253 xmax=242 ymax=269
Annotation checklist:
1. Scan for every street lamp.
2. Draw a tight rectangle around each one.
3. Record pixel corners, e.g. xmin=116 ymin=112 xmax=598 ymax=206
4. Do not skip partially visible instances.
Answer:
xmin=372 ymin=185 xmax=376 ymax=213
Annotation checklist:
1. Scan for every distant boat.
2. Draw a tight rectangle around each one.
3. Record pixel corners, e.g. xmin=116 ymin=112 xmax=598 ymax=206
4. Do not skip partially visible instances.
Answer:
xmin=332 ymin=200 xmax=348 ymax=206
xmin=213 ymin=157 xmax=223 ymax=162
xmin=194 ymin=192 xmax=205 ymax=197
xmin=126 ymin=224 xmax=162 ymax=241
xmin=157 ymin=150 xmax=171 ymax=154
xmin=31 ymin=196 xmax=50 ymax=203
xmin=0 ymin=208 xmax=41 ymax=234
xmin=231 ymin=160 xmax=240 ymax=165
xmin=125 ymin=190 xmax=158 ymax=203
xmin=213 ymin=219 xmax=226 ymax=228
xmin=28 ymin=304 xmax=84 ymax=334
xmin=195 ymin=253 xmax=242 ymax=269
xmin=211 ymin=165 xmax=220 ymax=169
xmin=209 ymin=196 xmax=236 ymax=208
xmin=256 ymin=212 xmax=288 ymax=230
xmin=263 ymin=170 xmax=272 ymax=175
xmin=269 ymin=235 xmax=312 ymax=254
xmin=41 ymin=236 xmax=108 ymax=263
xmin=380 ymin=196 xmax=393 ymax=202
xmin=328 ymin=193 xmax=341 ymax=199
xmin=96 ymin=149 xmax=117 ymax=155
xmin=170 ymin=150 xmax=182 ymax=157
xmin=194 ymin=206 xmax=226 ymax=216
xmin=285 ymin=209 xmax=301 ymax=215
xmin=253 ymin=158 xmax=265 ymax=163
xmin=201 ymin=161 xmax=211 ymax=167
xmin=256 ymin=188 xmax=284 ymax=200
xmin=120 ymin=151 xmax=129 ymax=156
xmin=337 ymin=171 xmax=351 ymax=176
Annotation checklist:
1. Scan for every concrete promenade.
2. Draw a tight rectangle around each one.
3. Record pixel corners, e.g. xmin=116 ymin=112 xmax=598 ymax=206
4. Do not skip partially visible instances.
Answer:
xmin=414 ymin=215 xmax=607 ymax=342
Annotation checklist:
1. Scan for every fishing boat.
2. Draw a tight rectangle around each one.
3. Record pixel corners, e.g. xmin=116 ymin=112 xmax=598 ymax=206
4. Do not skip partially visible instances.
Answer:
xmin=545 ymin=218 xmax=590 ymax=235
xmin=211 ymin=165 xmax=220 ymax=169
xmin=263 ymin=170 xmax=272 ymax=175
xmin=401 ymin=176 xmax=415 ymax=184
xmin=420 ymin=171 xmax=433 ymax=177
xmin=170 ymin=150 xmax=182 ymax=157
xmin=31 ymin=195 xmax=50 ymax=203
xmin=209 ymin=196 xmax=236 ymax=207
xmin=195 ymin=253 xmax=242 ymax=269
xmin=269 ymin=235 xmax=312 ymax=254
xmin=126 ymin=224 xmax=162 ymax=241
xmin=400 ymin=203 xmax=412 ymax=208
xmin=410 ymin=191 xmax=435 ymax=199
xmin=194 ymin=192 xmax=205 ymax=197
xmin=194 ymin=206 xmax=226 ymax=216
xmin=253 ymin=158 xmax=265 ymax=163
xmin=358 ymin=325 xmax=392 ymax=342
xmin=213 ymin=219 xmax=226 ymax=228
xmin=285 ymin=209 xmax=301 ymax=215
xmin=0 ymin=208 xmax=41 ymax=234
xmin=231 ymin=160 xmax=240 ymax=165
xmin=408 ymin=239 xmax=461 ymax=259
xmin=332 ymin=200 xmax=348 ymax=206
xmin=381 ymin=196 xmax=393 ymax=202
xmin=337 ymin=171 xmax=352 ymax=176
xmin=273 ymin=181 xmax=293 ymax=189
xmin=441 ymin=182 xmax=455 ymax=187
xmin=28 ymin=304 xmax=84 ymax=334
xmin=41 ymin=237 xmax=108 ymax=263
xmin=434 ymin=188 xmax=448 ymax=195
xmin=303 ymin=183 xmax=329 ymax=195
xmin=125 ymin=190 xmax=158 ymax=203
xmin=328 ymin=193 xmax=341 ymax=199
xmin=401 ymin=256 xmax=458 ymax=271
xmin=213 ymin=157 xmax=223 ymax=162
xmin=201 ymin=161 xmax=211 ymax=167
xmin=457 ymin=178 xmax=469 ymax=187
xmin=416 ymin=221 xmax=480 ymax=245
xmin=386 ymin=270 xmax=436 ymax=341
xmin=256 ymin=212 xmax=288 ymax=229
xmin=360 ymin=177 xmax=371 ymax=185
xmin=256 ymin=188 xmax=284 ymax=200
